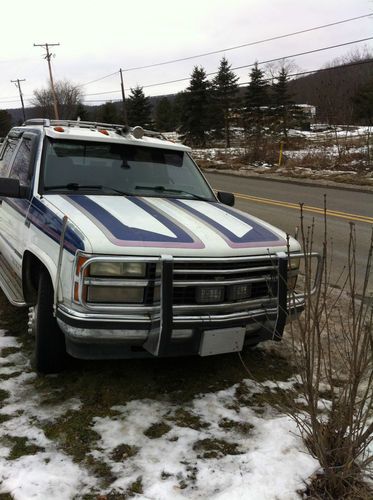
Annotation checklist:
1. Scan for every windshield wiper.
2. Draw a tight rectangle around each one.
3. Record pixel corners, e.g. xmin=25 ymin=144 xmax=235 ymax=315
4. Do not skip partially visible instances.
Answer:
xmin=134 ymin=185 xmax=211 ymax=201
xmin=44 ymin=183 xmax=132 ymax=196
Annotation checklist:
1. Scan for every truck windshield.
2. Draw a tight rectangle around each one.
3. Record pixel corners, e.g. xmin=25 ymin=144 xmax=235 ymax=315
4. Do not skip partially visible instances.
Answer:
xmin=41 ymin=138 xmax=215 ymax=201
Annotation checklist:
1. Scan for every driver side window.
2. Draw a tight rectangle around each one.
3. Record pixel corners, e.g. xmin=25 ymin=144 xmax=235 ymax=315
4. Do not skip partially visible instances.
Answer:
xmin=9 ymin=138 xmax=32 ymax=186
xmin=0 ymin=138 xmax=19 ymax=177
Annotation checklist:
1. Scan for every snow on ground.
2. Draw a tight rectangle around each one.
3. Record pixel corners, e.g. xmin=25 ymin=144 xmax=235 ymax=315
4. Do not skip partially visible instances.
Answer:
xmin=0 ymin=331 xmax=93 ymax=500
xmin=93 ymin=389 xmax=318 ymax=499
xmin=0 ymin=329 xmax=319 ymax=499
xmin=191 ymin=125 xmax=372 ymax=177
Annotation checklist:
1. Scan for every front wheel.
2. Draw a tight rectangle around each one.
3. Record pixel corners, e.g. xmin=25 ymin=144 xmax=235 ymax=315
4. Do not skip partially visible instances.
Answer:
xmin=34 ymin=269 xmax=68 ymax=374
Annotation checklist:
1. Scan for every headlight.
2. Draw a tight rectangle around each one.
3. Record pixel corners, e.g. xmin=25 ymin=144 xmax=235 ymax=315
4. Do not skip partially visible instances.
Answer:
xmin=87 ymin=286 xmax=144 ymax=303
xmin=89 ymin=261 xmax=146 ymax=277
xmin=288 ymin=254 xmax=301 ymax=291
xmin=289 ymin=255 xmax=301 ymax=270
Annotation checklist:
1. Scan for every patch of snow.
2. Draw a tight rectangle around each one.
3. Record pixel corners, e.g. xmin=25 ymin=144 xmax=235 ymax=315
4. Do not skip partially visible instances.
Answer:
xmin=0 ymin=330 xmax=92 ymax=499
xmin=0 ymin=329 xmax=319 ymax=499
xmin=0 ymin=452 xmax=94 ymax=500
xmin=92 ymin=382 xmax=319 ymax=499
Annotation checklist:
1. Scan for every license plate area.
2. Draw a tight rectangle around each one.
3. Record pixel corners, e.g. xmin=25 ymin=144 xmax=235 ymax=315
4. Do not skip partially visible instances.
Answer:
xmin=199 ymin=327 xmax=245 ymax=356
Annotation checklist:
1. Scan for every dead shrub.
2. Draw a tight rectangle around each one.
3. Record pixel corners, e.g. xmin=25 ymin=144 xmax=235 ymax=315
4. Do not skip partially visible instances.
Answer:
xmin=287 ymin=202 xmax=373 ymax=498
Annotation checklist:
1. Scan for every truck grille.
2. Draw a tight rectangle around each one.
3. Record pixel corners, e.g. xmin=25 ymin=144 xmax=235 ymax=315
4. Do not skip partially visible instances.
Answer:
xmin=172 ymin=256 xmax=278 ymax=314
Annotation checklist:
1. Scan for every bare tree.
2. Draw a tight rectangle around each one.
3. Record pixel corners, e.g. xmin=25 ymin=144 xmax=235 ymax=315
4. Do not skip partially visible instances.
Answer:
xmin=32 ymin=79 xmax=84 ymax=120
xmin=265 ymin=58 xmax=300 ymax=86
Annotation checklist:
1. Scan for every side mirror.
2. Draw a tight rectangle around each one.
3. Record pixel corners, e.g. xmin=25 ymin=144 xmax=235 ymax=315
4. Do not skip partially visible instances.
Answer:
xmin=217 ymin=191 xmax=235 ymax=206
xmin=0 ymin=178 xmax=28 ymax=198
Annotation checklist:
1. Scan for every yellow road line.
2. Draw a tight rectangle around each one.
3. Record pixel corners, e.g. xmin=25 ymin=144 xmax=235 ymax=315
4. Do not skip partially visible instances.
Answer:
xmin=233 ymin=192 xmax=373 ymax=224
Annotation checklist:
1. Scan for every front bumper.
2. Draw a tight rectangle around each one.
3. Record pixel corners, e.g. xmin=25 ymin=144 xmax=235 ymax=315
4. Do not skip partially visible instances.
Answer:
xmin=57 ymin=255 xmax=307 ymax=359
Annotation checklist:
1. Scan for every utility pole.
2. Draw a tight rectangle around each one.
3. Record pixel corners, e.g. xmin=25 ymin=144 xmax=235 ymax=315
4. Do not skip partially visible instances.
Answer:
xmin=119 ymin=68 xmax=128 ymax=126
xmin=34 ymin=42 xmax=60 ymax=120
xmin=11 ymin=78 xmax=26 ymax=122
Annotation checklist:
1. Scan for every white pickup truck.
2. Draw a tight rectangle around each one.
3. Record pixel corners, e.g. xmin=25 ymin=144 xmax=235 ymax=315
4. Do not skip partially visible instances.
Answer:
xmin=0 ymin=119 xmax=308 ymax=373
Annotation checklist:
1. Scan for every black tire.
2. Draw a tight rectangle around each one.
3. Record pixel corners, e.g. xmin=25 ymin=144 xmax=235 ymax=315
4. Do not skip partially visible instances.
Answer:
xmin=34 ymin=269 xmax=68 ymax=374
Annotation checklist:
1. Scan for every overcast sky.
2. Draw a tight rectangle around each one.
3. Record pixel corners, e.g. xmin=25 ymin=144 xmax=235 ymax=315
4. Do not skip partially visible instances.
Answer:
xmin=0 ymin=0 xmax=372 ymax=109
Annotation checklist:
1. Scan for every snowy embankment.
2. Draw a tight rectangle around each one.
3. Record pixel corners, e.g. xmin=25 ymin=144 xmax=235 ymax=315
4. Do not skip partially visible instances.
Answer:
xmin=0 ymin=329 xmax=319 ymax=499
xmin=190 ymin=126 xmax=373 ymax=185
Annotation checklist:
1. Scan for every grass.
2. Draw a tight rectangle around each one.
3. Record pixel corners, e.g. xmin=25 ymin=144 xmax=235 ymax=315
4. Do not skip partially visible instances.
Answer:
xmin=218 ymin=418 xmax=254 ymax=435
xmin=110 ymin=444 xmax=139 ymax=462
xmin=193 ymin=438 xmax=242 ymax=459
xmin=170 ymin=408 xmax=210 ymax=431
xmin=0 ymin=347 xmax=19 ymax=357
xmin=1 ymin=435 xmax=44 ymax=460
xmin=143 ymin=422 xmax=171 ymax=439
xmin=0 ymin=389 xmax=9 ymax=404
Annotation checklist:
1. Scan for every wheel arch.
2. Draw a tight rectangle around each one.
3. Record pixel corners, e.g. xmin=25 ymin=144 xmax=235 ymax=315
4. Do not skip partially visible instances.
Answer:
xmin=22 ymin=250 xmax=55 ymax=305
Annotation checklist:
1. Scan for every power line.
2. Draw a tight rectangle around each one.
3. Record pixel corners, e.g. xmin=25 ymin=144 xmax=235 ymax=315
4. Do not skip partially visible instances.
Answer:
xmin=80 ymin=58 xmax=373 ymax=102
xmin=2 ymin=40 xmax=372 ymax=105
xmin=82 ymin=35 xmax=373 ymax=97
xmin=120 ymin=13 xmax=373 ymax=72
xmin=80 ymin=71 xmax=119 ymax=87
xmin=6 ymin=55 xmax=373 ymax=106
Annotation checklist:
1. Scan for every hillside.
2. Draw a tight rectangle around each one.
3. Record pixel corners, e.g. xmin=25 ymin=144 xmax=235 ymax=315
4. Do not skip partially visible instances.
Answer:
xmin=289 ymin=57 xmax=373 ymax=123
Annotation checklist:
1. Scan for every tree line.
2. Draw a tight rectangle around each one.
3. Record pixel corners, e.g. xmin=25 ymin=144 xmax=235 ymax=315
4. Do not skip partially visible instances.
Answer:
xmin=1 ymin=52 xmax=372 ymax=147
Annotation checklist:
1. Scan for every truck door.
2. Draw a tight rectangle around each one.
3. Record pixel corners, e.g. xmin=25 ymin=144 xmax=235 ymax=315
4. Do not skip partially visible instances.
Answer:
xmin=0 ymin=133 xmax=38 ymax=276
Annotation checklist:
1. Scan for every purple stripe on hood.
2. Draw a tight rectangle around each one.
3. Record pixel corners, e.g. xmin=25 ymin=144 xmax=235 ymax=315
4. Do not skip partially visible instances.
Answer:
xmin=170 ymin=200 xmax=286 ymax=248
xmin=66 ymin=195 xmax=205 ymax=248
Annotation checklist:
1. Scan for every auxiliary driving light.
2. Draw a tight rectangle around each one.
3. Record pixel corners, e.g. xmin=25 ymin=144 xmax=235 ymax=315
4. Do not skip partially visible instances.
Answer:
xmin=228 ymin=283 xmax=252 ymax=301
xmin=196 ymin=286 xmax=225 ymax=304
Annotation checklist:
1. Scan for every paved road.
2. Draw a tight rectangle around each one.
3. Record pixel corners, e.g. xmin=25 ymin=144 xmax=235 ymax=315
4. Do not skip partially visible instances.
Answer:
xmin=206 ymin=173 xmax=373 ymax=294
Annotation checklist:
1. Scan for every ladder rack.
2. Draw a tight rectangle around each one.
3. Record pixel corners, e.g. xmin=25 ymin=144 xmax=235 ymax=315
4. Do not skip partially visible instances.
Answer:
xmin=22 ymin=119 xmax=167 ymax=140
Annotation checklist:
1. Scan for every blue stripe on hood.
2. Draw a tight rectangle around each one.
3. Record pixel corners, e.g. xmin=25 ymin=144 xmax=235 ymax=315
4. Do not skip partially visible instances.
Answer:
xmin=67 ymin=195 xmax=203 ymax=247
xmin=171 ymin=199 xmax=285 ymax=247
xmin=4 ymin=198 xmax=84 ymax=254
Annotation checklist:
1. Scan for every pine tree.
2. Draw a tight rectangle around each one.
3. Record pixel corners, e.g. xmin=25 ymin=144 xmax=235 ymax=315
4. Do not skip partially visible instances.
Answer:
xmin=272 ymin=68 xmax=293 ymax=139
xmin=272 ymin=68 xmax=308 ymax=138
xmin=127 ymin=86 xmax=152 ymax=128
xmin=154 ymin=97 xmax=176 ymax=131
xmin=179 ymin=66 xmax=211 ymax=146
xmin=245 ymin=62 xmax=268 ymax=109
xmin=97 ymin=102 xmax=120 ymax=124
xmin=244 ymin=63 xmax=270 ymax=160
xmin=212 ymin=57 xmax=239 ymax=147
xmin=76 ymin=103 xmax=91 ymax=121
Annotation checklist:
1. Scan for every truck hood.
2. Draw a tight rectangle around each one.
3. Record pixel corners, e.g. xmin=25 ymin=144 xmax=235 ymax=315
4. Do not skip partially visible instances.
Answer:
xmin=44 ymin=194 xmax=298 ymax=257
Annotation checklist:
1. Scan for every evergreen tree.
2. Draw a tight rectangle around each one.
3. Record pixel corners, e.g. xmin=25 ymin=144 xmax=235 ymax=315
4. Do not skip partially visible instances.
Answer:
xmin=0 ymin=110 xmax=12 ymax=137
xmin=272 ymin=68 xmax=308 ymax=137
xmin=179 ymin=66 xmax=211 ymax=146
xmin=127 ymin=86 xmax=152 ymax=128
xmin=245 ymin=62 xmax=268 ymax=109
xmin=212 ymin=57 xmax=239 ymax=147
xmin=76 ymin=103 xmax=91 ymax=121
xmin=272 ymin=68 xmax=294 ymax=139
xmin=154 ymin=97 xmax=175 ymax=131
xmin=244 ymin=63 xmax=270 ymax=160
xmin=97 ymin=102 xmax=120 ymax=124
